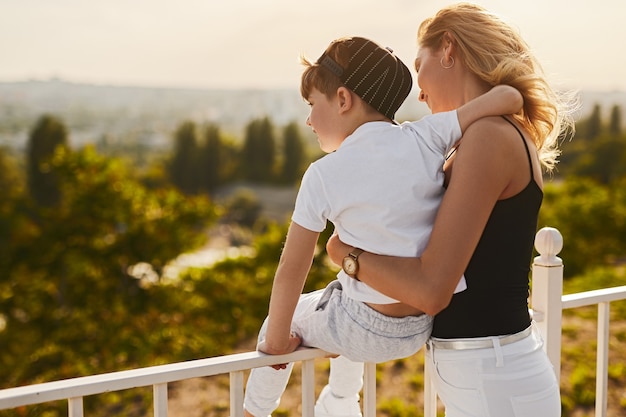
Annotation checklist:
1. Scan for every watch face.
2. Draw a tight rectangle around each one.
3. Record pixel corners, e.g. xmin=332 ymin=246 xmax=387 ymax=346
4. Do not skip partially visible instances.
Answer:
xmin=343 ymin=257 xmax=357 ymax=276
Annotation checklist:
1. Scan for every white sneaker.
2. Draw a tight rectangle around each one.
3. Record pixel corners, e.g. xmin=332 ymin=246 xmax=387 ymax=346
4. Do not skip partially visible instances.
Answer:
xmin=314 ymin=385 xmax=362 ymax=417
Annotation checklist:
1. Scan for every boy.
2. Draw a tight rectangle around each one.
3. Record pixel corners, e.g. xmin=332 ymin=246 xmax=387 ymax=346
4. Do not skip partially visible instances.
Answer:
xmin=244 ymin=36 xmax=522 ymax=417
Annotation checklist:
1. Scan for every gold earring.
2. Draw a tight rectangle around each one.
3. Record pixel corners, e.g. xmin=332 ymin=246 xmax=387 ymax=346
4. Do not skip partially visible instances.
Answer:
xmin=440 ymin=56 xmax=454 ymax=69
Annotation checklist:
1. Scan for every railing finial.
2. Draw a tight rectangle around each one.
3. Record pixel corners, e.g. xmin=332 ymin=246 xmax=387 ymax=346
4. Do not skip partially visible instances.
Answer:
xmin=534 ymin=227 xmax=563 ymax=266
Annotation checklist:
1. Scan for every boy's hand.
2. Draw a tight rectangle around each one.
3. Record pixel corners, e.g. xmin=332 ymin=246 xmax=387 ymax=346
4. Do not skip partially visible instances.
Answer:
xmin=258 ymin=333 xmax=302 ymax=370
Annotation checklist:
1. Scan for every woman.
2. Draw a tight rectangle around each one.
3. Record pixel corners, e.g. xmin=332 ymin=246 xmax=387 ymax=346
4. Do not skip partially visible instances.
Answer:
xmin=326 ymin=3 xmax=576 ymax=416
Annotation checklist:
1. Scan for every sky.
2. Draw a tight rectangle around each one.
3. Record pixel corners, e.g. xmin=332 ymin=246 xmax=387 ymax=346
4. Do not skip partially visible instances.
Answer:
xmin=1 ymin=0 xmax=624 ymax=92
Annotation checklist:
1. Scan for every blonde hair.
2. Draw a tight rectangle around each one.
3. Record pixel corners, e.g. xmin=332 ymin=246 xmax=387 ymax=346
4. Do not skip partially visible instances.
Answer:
xmin=418 ymin=3 xmax=577 ymax=171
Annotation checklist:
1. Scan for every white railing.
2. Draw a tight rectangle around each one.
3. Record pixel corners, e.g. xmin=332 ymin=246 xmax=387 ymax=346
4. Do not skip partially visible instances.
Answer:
xmin=527 ymin=227 xmax=626 ymax=417
xmin=1 ymin=227 xmax=625 ymax=417
xmin=0 ymin=348 xmax=344 ymax=417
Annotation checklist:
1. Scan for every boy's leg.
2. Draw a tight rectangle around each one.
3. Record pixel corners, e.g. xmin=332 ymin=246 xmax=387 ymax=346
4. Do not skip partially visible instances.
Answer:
xmin=329 ymin=355 xmax=364 ymax=397
xmin=244 ymin=288 xmax=327 ymax=416
xmin=291 ymin=282 xmax=364 ymax=417
xmin=315 ymin=356 xmax=364 ymax=417
xmin=244 ymin=313 xmax=296 ymax=417
xmin=244 ymin=363 xmax=294 ymax=417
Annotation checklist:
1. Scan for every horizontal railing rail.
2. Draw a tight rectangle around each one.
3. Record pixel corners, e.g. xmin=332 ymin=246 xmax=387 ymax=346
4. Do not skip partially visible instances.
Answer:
xmin=561 ymin=285 xmax=626 ymax=417
xmin=0 ymin=348 xmax=359 ymax=417
xmin=561 ymin=285 xmax=626 ymax=309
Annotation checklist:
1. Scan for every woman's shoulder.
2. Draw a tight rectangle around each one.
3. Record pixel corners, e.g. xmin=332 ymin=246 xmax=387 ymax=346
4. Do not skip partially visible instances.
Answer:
xmin=456 ymin=116 xmax=539 ymax=195
xmin=461 ymin=116 xmax=528 ymax=149
xmin=464 ymin=115 xmax=519 ymax=133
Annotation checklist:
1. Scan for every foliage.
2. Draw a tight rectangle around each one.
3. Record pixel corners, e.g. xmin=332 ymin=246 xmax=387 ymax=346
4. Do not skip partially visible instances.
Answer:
xmin=165 ymin=122 xmax=243 ymax=196
xmin=559 ymin=103 xmax=626 ymax=183
xmin=279 ymin=121 xmax=307 ymax=184
xmin=0 ymin=148 xmax=27 ymax=260
xmin=242 ymin=117 xmax=277 ymax=183
xmin=0 ymin=147 xmax=24 ymax=198
xmin=377 ymin=397 xmax=421 ymax=417
xmin=558 ymin=133 xmax=626 ymax=183
xmin=166 ymin=117 xmax=308 ymax=195
xmin=26 ymin=114 xmax=68 ymax=206
xmin=220 ymin=189 xmax=263 ymax=229
xmin=213 ymin=133 xmax=243 ymax=184
xmin=198 ymin=123 xmax=225 ymax=195
xmin=168 ymin=120 xmax=200 ymax=194
xmin=609 ymin=104 xmax=623 ymax=137
xmin=539 ymin=177 xmax=626 ymax=277
xmin=177 ymin=220 xmax=336 ymax=339
xmin=563 ymin=266 xmax=626 ymax=295
xmin=562 ymin=266 xmax=626 ymax=319
xmin=0 ymin=145 xmax=218 ymax=415
xmin=584 ymin=103 xmax=602 ymax=140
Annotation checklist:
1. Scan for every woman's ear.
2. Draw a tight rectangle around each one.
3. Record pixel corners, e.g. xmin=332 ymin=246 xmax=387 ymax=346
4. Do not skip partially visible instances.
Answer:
xmin=442 ymin=31 xmax=456 ymax=58
xmin=336 ymin=86 xmax=353 ymax=115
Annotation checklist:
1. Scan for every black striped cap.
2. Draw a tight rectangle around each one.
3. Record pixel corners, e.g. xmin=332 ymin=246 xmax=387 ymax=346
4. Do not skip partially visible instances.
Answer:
xmin=317 ymin=37 xmax=412 ymax=120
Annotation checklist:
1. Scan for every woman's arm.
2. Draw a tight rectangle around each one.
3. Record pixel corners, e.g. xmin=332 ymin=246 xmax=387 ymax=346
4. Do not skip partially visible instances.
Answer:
xmin=327 ymin=117 xmax=517 ymax=315
xmin=261 ymin=222 xmax=319 ymax=355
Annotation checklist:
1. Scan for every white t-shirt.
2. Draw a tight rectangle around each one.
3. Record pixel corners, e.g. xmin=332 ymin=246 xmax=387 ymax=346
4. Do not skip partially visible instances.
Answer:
xmin=292 ymin=110 xmax=467 ymax=303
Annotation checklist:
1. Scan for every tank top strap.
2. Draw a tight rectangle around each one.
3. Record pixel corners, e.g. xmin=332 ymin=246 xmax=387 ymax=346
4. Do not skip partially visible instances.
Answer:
xmin=501 ymin=116 xmax=534 ymax=181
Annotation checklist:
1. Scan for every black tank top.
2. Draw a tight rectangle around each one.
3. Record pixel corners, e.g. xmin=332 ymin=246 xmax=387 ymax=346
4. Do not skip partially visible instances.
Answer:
xmin=431 ymin=117 xmax=542 ymax=338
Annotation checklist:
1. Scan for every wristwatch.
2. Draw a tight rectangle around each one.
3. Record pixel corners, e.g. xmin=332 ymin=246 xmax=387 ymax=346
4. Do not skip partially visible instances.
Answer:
xmin=342 ymin=248 xmax=364 ymax=279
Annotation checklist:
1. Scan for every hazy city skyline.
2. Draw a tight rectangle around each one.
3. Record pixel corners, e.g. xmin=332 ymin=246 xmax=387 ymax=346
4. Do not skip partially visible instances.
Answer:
xmin=1 ymin=0 xmax=624 ymax=92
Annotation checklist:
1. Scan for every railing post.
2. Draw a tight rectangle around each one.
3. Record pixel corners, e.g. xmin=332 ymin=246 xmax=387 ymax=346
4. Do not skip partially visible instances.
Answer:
xmin=362 ymin=362 xmax=376 ymax=417
xmin=596 ymin=302 xmax=610 ymax=417
xmin=531 ymin=226 xmax=564 ymax=382
xmin=68 ymin=397 xmax=83 ymax=417
xmin=230 ymin=370 xmax=245 ymax=417
xmin=153 ymin=383 xmax=168 ymax=417
xmin=301 ymin=359 xmax=316 ymax=417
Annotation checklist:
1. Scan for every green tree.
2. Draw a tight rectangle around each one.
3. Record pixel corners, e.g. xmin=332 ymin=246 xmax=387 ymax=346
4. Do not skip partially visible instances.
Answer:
xmin=280 ymin=121 xmax=307 ymax=184
xmin=197 ymin=123 xmax=242 ymax=195
xmin=0 ymin=146 xmax=24 ymax=205
xmin=609 ymin=104 xmax=622 ymax=137
xmin=586 ymin=104 xmax=602 ymax=139
xmin=221 ymin=189 xmax=263 ymax=228
xmin=177 ymin=219 xmax=335 ymax=346
xmin=218 ymin=134 xmax=243 ymax=183
xmin=198 ymin=123 xmax=222 ymax=195
xmin=559 ymin=133 xmax=626 ymax=184
xmin=242 ymin=117 xmax=276 ymax=183
xmin=1 ymin=146 xmax=217 ymax=390
xmin=0 ymin=147 xmax=30 ymax=273
xmin=539 ymin=177 xmax=626 ymax=276
xmin=26 ymin=114 xmax=68 ymax=206
xmin=169 ymin=120 xmax=199 ymax=194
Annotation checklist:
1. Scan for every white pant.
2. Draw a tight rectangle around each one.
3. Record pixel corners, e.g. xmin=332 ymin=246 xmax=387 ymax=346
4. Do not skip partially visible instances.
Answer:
xmin=425 ymin=324 xmax=560 ymax=417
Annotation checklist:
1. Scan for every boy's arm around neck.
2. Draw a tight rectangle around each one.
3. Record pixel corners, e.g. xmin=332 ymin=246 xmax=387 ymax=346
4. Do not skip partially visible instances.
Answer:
xmin=456 ymin=85 xmax=523 ymax=132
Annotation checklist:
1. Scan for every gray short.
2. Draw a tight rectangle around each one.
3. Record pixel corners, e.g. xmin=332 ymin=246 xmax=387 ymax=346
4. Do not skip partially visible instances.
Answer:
xmin=245 ymin=280 xmax=433 ymax=416
xmin=260 ymin=280 xmax=433 ymax=362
